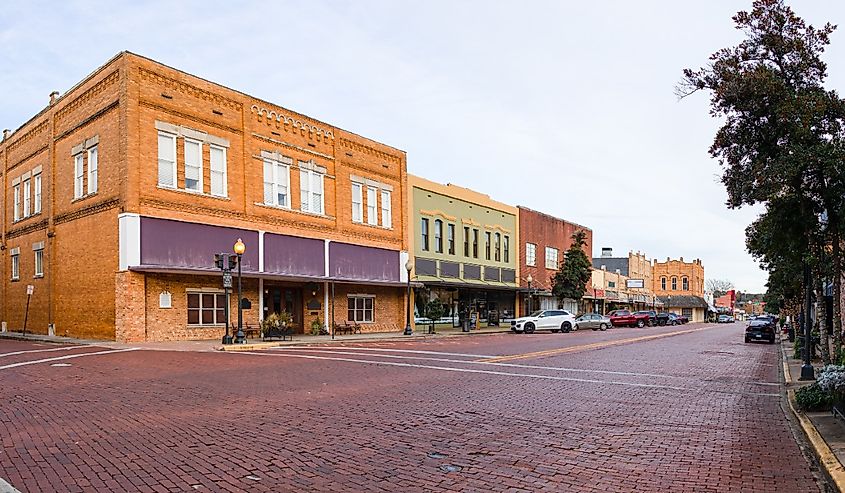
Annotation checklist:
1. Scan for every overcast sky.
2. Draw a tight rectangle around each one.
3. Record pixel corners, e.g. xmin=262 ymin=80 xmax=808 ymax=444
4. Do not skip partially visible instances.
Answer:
xmin=2 ymin=1 xmax=843 ymax=293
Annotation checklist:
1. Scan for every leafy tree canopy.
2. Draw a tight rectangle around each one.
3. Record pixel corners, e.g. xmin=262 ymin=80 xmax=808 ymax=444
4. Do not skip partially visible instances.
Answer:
xmin=551 ymin=230 xmax=592 ymax=302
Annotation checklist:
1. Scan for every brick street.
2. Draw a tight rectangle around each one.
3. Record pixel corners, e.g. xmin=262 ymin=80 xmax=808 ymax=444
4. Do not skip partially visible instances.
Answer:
xmin=0 ymin=323 xmax=824 ymax=492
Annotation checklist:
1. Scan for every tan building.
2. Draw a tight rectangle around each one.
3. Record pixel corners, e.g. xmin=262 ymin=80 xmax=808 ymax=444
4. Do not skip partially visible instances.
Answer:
xmin=590 ymin=249 xmax=658 ymax=313
xmin=1 ymin=52 xmax=412 ymax=341
xmin=652 ymin=257 xmax=707 ymax=322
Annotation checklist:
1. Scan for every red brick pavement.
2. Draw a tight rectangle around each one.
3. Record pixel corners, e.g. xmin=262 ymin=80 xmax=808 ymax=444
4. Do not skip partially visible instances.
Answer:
xmin=0 ymin=324 xmax=823 ymax=492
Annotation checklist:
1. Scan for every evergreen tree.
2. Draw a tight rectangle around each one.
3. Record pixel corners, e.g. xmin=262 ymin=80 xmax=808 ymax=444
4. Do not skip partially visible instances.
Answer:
xmin=552 ymin=230 xmax=592 ymax=305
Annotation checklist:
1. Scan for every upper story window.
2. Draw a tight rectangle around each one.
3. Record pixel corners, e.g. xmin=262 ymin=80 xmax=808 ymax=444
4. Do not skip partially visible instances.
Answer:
xmin=184 ymin=139 xmax=203 ymax=192
xmin=661 ymin=277 xmax=667 ymax=290
xmin=156 ymin=122 xmax=229 ymax=197
xmin=463 ymin=227 xmax=470 ymax=256
xmin=472 ymin=229 xmax=479 ymax=258
xmin=434 ymin=219 xmax=443 ymax=253
xmin=495 ymin=233 xmax=501 ymax=262
xmin=12 ymin=184 xmax=20 ymax=221
xmin=263 ymin=156 xmax=291 ymax=208
xmin=33 ymin=242 xmax=44 ymax=278
xmin=447 ymin=224 xmax=455 ymax=255
xmin=526 ymin=243 xmax=537 ymax=266
xmin=545 ymin=247 xmax=558 ymax=269
xmin=157 ymin=131 xmax=177 ymax=189
xmin=608 ymin=280 xmax=616 ymax=288
xmin=671 ymin=277 xmax=678 ymax=290
xmin=682 ymin=277 xmax=689 ymax=290
xmin=504 ymin=235 xmax=510 ymax=263
xmin=485 ymin=232 xmax=492 ymax=260
xmin=33 ymin=174 xmax=42 ymax=215
xmin=299 ymin=167 xmax=324 ymax=215
xmin=381 ymin=190 xmax=392 ymax=228
xmin=22 ymin=179 xmax=30 ymax=218
xmin=351 ymin=183 xmax=363 ymax=222
xmin=366 ymin=186 xmax=378 ymax=225
xmin=10 ymin=248 xmax=20 ymax=281
xmin=421 ymin=218 xmax=429 ymax=251
xmin=74 ymin=153 xmax=85 ymax=198
xmin=87 ymin=146 xmax=98 ymax=195
xmin=209 ymin=146 xmax=227 ymax=197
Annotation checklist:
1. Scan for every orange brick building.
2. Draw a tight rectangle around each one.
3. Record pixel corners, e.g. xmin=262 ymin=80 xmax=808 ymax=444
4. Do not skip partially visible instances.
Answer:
xmin=652 ymin=257 xmax=707 ymax=322
xmin=1 ymin=52 xmax=411 ymax=341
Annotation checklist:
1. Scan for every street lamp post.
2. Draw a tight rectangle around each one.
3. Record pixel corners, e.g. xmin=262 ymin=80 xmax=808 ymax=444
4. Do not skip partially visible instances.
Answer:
xmin=215 ymin=252 xmax=236 ymax=344
xmin=234 ymin=238 xmax=246 ymax=344
xmin=404 ymin=260 xmax=413 ymax=335
xmin=526 ymin=274 xmax=533 ymax=316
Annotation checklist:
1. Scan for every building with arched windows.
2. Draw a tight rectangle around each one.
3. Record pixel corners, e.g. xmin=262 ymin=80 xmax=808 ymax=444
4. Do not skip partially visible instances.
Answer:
xmin=652 ymin=257 xmax=707 ymax=322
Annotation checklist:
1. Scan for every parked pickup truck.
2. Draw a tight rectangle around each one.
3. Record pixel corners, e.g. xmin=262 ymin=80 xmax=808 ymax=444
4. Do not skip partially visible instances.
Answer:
xmin=608 ymin=309 xmax=650 ymax=328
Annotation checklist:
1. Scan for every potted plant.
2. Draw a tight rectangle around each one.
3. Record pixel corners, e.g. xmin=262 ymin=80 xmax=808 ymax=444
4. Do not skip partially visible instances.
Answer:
xmin=310 ymin=318 xmax=324 ymax=336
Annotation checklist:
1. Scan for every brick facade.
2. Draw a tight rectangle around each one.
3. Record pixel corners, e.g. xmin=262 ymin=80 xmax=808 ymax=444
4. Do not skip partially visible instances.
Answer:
xmin=2 ymin=52 xmax=410 ymax=341
xmin=652 ymin=257 xmax=705 ymax=297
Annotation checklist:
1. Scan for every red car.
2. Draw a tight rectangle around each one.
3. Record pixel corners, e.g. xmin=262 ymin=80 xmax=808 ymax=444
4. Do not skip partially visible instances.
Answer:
xmin=608 ymin=309 xmax=649 ymax=328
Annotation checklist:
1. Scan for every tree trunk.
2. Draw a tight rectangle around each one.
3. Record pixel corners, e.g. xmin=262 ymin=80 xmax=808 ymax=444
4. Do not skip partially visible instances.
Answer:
xmin=833 ymin=227 xmax=843 ymax=364
xmin=816 ymin=278 xmax=831 ymax=365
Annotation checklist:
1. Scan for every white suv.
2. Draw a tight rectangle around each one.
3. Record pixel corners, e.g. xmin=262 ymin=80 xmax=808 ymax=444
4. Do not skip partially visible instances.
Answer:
xmin=511 ymin=310 xmax=576 ymax=334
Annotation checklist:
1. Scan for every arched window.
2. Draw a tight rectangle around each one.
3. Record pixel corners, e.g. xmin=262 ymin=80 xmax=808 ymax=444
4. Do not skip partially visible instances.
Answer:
xmin=671 ymin=277 xmax=678 ymax=290
xmin=682 ymin=277 xmax=689 ymax=290
xmin=661 ymin=277 xmax=666 ymax=290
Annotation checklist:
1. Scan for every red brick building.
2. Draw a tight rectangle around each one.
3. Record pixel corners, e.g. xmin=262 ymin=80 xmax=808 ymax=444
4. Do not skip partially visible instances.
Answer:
xmin=517 ymin=206 xmax=592 ymax=315
xmin=1 ymin=52 xmax=411 ymax=341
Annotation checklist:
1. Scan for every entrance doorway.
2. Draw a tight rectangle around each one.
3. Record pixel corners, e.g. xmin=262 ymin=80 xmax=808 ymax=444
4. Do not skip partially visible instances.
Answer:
xmin=263 ymin=285 xmax=302 ymax=332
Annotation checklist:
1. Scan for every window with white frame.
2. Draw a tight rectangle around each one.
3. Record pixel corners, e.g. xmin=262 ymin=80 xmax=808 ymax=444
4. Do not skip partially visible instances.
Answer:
xmin=526 ymin=243 xmax=536 ymax=266
xmin=682 ymin=277 xmax=689 ymax=290
xmin=157 ymin=132 xmax=177 ymax=188
xmin=421 ymin=218 xmax=429 ymax=251
xmin=351 ymin=183 xmax=363 ymax=222
xmin=495 ymin=233 xmax=501 ymax=262
xmin=74 ymin=153 xmax=85 ymax=198
xmin=381 ymin=190 xmax=392 ymax=228
xmin=348 ymin=295 xmax=374 ymax=323
xmin=366 ymin=186 xmax=378 ymax=225
xmin=10 ymin=251 xmax=19 ymax=281
xmin=661 ymin=277 xmax=667 ymax=290
xmin=447 ymin=224 xmax=455 ymax=255
xmin=184 ymin=139 xmax=202 ymax=192
xmin=435 ymin=219 xmax=443 ymax=253
xmin=22 ymin=179 xmax=30 ymax=218
xmin=34 ymin=244 xmax=43 ymax=277
xmin=263 ymin=157 xmax=290 ymax=208
xmin=671 ymin=277 xmax=678 ymax=290
xmin=504 ymin=236 xmax=510 ymax=263
xmin=187 ymin=291 xmax=226 ymax=325
xmin=33 ymin=174 xmax=42 ymax=214
xmin=545 ymin=247 xmax=558 ymax=269
xmin=87 ymin=146 xmax=98 ymax=194
xmin=300 ymin=167 xmax=324 ymax=214
xmin=13 ymin=184 xmax=20 ymax=221
xmin=209 ymin=145 xmax=227 ymax=197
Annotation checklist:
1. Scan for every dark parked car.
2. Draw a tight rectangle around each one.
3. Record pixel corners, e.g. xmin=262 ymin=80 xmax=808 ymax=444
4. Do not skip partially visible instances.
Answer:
xmin=669 ymin=312 xmax=689 ymax=324
xmin=745 ymin=319 xmax=776 ymax=344
xmin=635 ymin=310 xmax=669 ymax=326
xmin=666 ymin=313 xmax=681 ymax=326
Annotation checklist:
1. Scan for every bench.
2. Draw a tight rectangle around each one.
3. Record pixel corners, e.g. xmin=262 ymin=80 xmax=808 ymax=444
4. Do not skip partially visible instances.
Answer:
xmin=333 ymin=322 xmax=362 ymax=336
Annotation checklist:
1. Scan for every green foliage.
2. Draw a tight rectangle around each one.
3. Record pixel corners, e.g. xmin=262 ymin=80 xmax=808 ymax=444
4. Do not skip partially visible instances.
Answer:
xmin=795 ymin=383 xmax=833 ymax=412
xmin=551 ymin=230 xmax=592 ymax=303
xmin=310 ymin=318 xmax=324 ymax=335
xmin=794 ymin=336 xmax=803 ymax=359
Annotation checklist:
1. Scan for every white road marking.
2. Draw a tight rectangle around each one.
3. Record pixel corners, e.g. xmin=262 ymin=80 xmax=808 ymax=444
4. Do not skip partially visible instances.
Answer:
xmin=277 ymin=347 xmax=781 ymax=387
xmin=0 ymin=476 xmax=22 ymax=493
xmin=273 ymin=346 xmax=495 ymax=359
xmin=0 ymin=345 xmax=89 ymax=358
xmin=0 ymin=348 xmax=140 ymax=371
xmin=233 ymin=351 xmax=780 ymax=397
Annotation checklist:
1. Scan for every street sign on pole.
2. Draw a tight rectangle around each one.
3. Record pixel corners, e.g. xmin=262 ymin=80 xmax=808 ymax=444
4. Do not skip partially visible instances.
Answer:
xmin=223 ymin=272 xmax=233 ymax=289
xmin=23 ymin=285 xmax=33 ymax=337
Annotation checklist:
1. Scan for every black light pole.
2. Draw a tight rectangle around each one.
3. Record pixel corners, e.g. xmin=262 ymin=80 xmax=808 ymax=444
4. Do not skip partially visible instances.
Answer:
xmin=215 ymin=253 xmax=235 ymax=344
xmin=800 ymin=261 xmax=815 ymax=380
xmin=234 ymin=238 xmax=246 ymax=344
xmin=526 ymin=274 xmax=533 ymax=315
xmin=404 ymin=260 xmax=413 ymax=335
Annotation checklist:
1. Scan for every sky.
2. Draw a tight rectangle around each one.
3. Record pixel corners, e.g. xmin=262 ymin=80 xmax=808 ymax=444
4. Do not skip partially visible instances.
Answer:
xmin=1 ymin=1 xmax=843 ymax=293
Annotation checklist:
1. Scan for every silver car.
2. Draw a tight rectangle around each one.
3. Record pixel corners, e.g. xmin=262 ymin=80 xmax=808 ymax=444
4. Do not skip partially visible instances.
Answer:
xmin=574 ymin=313 xmax=611 ymax=331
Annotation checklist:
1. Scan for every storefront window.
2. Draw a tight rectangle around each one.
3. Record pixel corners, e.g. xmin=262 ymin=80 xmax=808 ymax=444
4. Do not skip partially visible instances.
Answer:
xmin=348 ymin=296 xmax=374 ymax=322
xmin=187 ymin=292 xmax=226 ymax=325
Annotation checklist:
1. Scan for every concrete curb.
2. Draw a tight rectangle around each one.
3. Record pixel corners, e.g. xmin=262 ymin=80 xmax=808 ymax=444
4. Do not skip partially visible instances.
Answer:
xmin=781 ymin=342 xmax=845 ymax=492
xmin=215 ymin=329 xmax=514 ymax=351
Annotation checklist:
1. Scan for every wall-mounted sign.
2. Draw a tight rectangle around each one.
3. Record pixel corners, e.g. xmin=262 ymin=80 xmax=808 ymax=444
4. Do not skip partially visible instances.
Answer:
xmin=626 ymin=279 xmax=645 ymax=289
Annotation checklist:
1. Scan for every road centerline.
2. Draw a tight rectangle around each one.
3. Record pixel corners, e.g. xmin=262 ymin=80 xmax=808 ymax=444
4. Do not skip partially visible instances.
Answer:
xmin=0 ymin=348 xmax=140 ymax=371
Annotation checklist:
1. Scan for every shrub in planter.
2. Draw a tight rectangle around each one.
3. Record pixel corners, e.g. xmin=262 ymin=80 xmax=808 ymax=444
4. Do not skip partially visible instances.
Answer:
xmin=795 ymin=382 xmax=833 ymax=411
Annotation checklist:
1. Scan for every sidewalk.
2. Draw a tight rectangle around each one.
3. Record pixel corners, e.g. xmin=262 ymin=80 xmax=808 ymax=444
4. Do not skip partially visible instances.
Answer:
xmin=781 ymin=339 xmax=845 ymax=491
xmin=0 ymin=324 xmax=514 ymax=352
